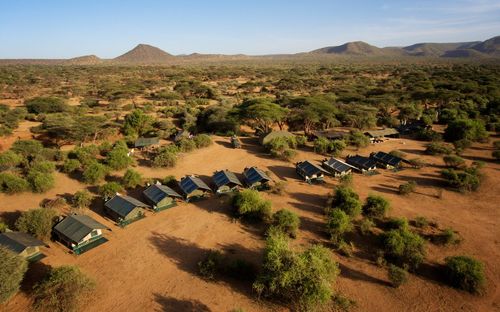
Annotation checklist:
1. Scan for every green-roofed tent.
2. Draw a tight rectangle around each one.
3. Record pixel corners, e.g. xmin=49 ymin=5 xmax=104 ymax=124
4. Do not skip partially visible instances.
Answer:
xmin=104 ymin=194 xmax=149 ymax=225
xmin=143 ymin=183 xmax=183 ymax=211
xmin=0 ymin=231 xmax=46 ymax=260
xmin=212 ymin=170 xmax=242 ymax=194
xmin=53 ymin=214 xmax=108 ymax=254
xmin=296 ymin=160 xmax=328 ymax=183
xmin=134 ymin=137 xmax=160 ymax=149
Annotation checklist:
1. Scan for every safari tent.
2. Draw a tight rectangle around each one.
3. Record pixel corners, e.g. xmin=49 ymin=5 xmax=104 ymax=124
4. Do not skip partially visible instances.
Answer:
xmin=0 ymin=231 xmax=46 ymax=260
xmin=370 ymin=151 xmax=409 ymax=169
xmin=345 ymin=155 xmax=377 ymax=173
xmin=143 ymin=183 xmax=183 ymax=211
xmin=179 ymin=175 xmax=212 ymax=201
xmin=243 ymin=166 xmax=272 ymax=190
xmin=212 ymin=170 xmax=243 ymax=194
xmin=53 ymin=214 xmax=108 ymax=254
xmin=322 ymin=157 xmax=357 ymax=177
xmin=295 ymin=160 xmax=327 ymax=183
xmin=104 ymin=194 xmax=149 ymax=225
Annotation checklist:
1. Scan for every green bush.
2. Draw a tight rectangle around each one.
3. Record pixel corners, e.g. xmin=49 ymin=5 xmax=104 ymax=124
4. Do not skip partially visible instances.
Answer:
xmin=30 ymin=161 xmax=56 ymax=174
xmin=441 ymin=165 xmax=482 ymax=192
xmin=362 ymin=195 xmax=390 ymax=219
xmin=62 ymin=159 xmax=81 ymax=173
xmin=177 ymin=138 xmax=197 ymax=152
xmin=330 ymin=186 xmax=362 ymax=218
xmin=106 ymin=143 xmax=133 ymax=170
xmin=443 ymin=155 xmax=466 ymax=168
xmin=382 ymin=228 xmax=426 ymax=270
xmin=313 ymin=137 xmax=346 ymax=156
xmin=11 ymin=139 xmax=44 ymax=158
xmin=122 ymin=169 xmax=142 ymax=188
xmin=152 ymin=148 xmax=178 ymax=168
xmin=266 ymin=137 xmax=297 ymax=161
xmin=398 ymin=181 xmax=417 ymax=195
xmin=358 ymin=218 xmax=374 ymax=235
xmin=0 ymin=246 xmax=28 ymax=303
xmin=232 ymin=189 xmax=272 ymax=221
xmin=339 ymin=174 xmax=353 ymax=187
xmin=253 ymin=230 xmax=339 ymax=310
xmin=99 ymin=182 xmax=123 ymax=199
xmin=425 ymin=142 xmax=452 ymax=155
xmin=27 ymin=171 xmax=55 ymax=193
xmin=436 ymin=228 xmax=460 ymax=245
xmin=162 ymin=175 xmax=177 ymax=187
xmin=326 ymin=209 xmax=352 ymax=245
xmin=82 ymin=161 xmax=108 ymax=184
xmin=295 ymin=135 xmax=307 ymax=147
xmin=15 ymin=208 xmax=57 ymax=240
xmin=0 ymin=151 xmax=22 ymax=170
xmin=198 ymin=250 xmax=222 ymax=280
xmin=193 ymin=134 xmax=213 ymax=148
xmin=272 ymin=209 xmax=300 ymax=238
xmin=25 ymin=97 xmax=68 ymax=114
xmin=388 ymin=265 xmax=408 ymax=288
xmin=33 ymin=265 xmax=95 ymax=312
xmin=444 ymin=256 xmax=485 ymax=294
xmin=385 ymin=217 xmax=409 ymax=231
xmin=348 ymin=130 xmax=370 ymax=149
xmin=0 ymin=173 xmax=30 ymax=194
xmin=269 ymin=181 xmax=287 ymax=195
xmin=72 ymin=190 xmax=93 ymax=209
xmin=412 ymin=216 xmax=429 ymax=228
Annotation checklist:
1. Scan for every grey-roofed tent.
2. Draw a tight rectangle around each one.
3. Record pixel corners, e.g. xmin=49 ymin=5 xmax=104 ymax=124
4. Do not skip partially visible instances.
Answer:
xmin=296 ymin=161 xmax=327 ymax=183
xmin=53 ymin=214 xmax=108 ymax=253
xmin=179 ymin=175 xmax=212 ymax=201
xmin=134 ymin=137 xmax=160 ymax=149
xmin=143 ymin=183 xmax=183 ymax=211
xmin=346 ymin=155 xmax=377 ymax=172
xmin=370 ymin=151 xmax=408 ymax=169
xmin=364 ymin=128 xmax=399 ymax=142
xmin=212 ymin=170 xmax=242 ymax=194
xmin=322 ymin=157 xmax=357 ymax=177
xmin=0 ymin=231 xmax=45 ymax=260
xmin=243 ymin=167 xmax=271 ymax=190
xmin=104 ymin=194 xmax=149 ymax=225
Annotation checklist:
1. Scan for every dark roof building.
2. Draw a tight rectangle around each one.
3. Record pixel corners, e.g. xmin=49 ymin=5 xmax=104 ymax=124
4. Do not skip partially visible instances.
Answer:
xmin=370 ymin=151 xmax=408 ymax=168
xmin=212 ymin=170 xmax=242 ymax=193
xmin=134 ymin=137 xmax=160 ymax=148
xmin=179 ymin=175 xmax=212 ymax=201
xmin=0 ymin=231 xmax=45 ymax=259
xmin=364 ymin=128 xmax=399 ymax=140
xmin=322 ymin=157 xmax=357 ymax=176
xmin=310 ymin=130 xmax=348 ymax=140
xmin=104 ymin=194 xmax=149 ymax=223
xmin=53 ymin=215 xmax=108 ymax=253
xmin=296 ymin=161 xmax=327 ymax=183
xmin=143 ymin=183 xmax=183 ymax=210
xmin=243 ymin=167 xmax=271 ymax=189
xmin=346 ymin=155 xmax=377 ymax=172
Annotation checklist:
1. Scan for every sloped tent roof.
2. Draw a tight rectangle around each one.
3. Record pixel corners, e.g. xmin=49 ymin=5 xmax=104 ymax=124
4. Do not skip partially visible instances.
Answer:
xmin=213 ymin=170 xmax=242 ymax=188
xmin=104 ymin=194 xmax=150 ymax=218
xmin=370 ymin=151 xmax=408 ymax=167
xmin=244 ymin=167 xmax=271 ymax=185
xmin=54 ymin=214 xmax=108 ymax=244
xmin=134 ymin=137 xmax=160 ymax=148
xmin=364 ymin=128 xmax=399 ymax=138
xmin=311 ymin=130 xmax=348 ymax=140
xmin=0 ymin=231 xmax=45 ymax=253
xmin=260 ymin=131 xmax=295 ymax=145
xmin=346 ymin=155 xmax=378 ymax=170
xmin=296 ymin=161 xmax=327 ymax=177
xmin=179 ymin=176 xmax=212 ymax=195
xmin=143 ymin=184 xmax=182 ymax=204
xmin=322 ymin=157 xmax=357 ymax=173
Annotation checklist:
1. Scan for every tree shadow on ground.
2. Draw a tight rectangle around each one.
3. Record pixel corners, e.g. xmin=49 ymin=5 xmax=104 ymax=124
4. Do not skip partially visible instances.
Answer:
xmin=238 ymin=137 xmax=274 ymax=160
xmin=0 ymin=210 xmax=22 ymax=228
xmin=415 ymin=262 xmax=448 ymax=287
xmin=148 ymin=232 xmax=259 ymax=298
xmin=371 ymin=184 xmax=399 ymax=195
xmin=214 ymin=139 xmax=233 ymax=149
xmin=288 ymin=192 xmax=326 ymax=215
xmin=154 ymin=293 xmax=211 ymax=312
xmin=299 ymin=215 xmax=327 ymax=239
xmin=20 ymin=261 xmax=52 ymax=294
xmin=399 ymin=148 xmax=426 ymax=156
xmin=338 ymin=263 xmax=391 ymax=287
xmin=390 ymin=174 xmax=443 ymax=188
xmin=267 ymin=165 xmax=297 ymax=181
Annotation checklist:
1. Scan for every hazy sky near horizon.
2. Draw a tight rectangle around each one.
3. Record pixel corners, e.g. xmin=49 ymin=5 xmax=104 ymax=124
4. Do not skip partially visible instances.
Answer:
xmin=1 ymin=0 xmax=499 ymax=58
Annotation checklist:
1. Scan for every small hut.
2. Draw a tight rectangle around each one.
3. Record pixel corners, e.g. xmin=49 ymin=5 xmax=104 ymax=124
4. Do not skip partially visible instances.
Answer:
xmin=212 ymin=170 xmax=243 ymax=194
xmin=370 ymin=151 xmax=409 ymax=169
xmin=179 ymin=175 xmax=212 ymax=202
xmin=0 ymin=231 xmax=46 ymax=260
xmin=104 ymin=194 xmax=149 ymax=225
xmin=134 ymin=137 xmax=160 ymax=150
xmin=345 ymin=155 xmax=377 ymax=173
xmin=322 ymin=157 xmax=357 ymax=177
xmin=143 ymin=183 xmax=183 ymax=211
xmin=53 ymin=214 xmax=108 ymax=254
xmin=296 ymin=161 xmax=327 ymax=183
xmin=364 ymin=128 xmax=399 ymax=143
xmin=243 ymin=167 xmax=272 ymax=190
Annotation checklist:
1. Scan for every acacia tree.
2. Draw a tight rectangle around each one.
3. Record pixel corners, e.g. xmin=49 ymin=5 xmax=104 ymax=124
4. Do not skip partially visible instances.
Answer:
xmin=286 ymin=96 xmax=339 ymax=135
xmin=235 ymin=98 xmax=288 ymax=133
xmin=123 ymin=109 xmax=154 ymax=136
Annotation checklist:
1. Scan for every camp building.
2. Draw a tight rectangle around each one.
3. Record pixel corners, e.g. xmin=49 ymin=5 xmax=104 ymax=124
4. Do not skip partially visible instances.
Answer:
xmin=53 ymin=214 xmax=108 ymax=254
xmin=104 ymin=194 xmax=149 ymax=224
xmin=346 ymin=155 xmax=377 ymax=172
xmin=322 ymin=157 xmax=357 ymax=177
xmin=370 ymin=151 xmax=408 ymax=169
xmin=364 ymin=128 xmax=399 ymax=142
xmin=134 ymin=137 xmax=160 ymax=150
xmin=212 ymin=170 xmax=243 ymax=194
xmin=143 ymin=183 xmax=183 ymax=211
xmin=179 ymin=175 xmax=212 ymax=201
xmin=243 ymin=167 xmax=271 ymax=189
xmin=0 ymin=231 xmax=45 ymax=260
xmin=295 ymin=160 xmax=327 ymax=183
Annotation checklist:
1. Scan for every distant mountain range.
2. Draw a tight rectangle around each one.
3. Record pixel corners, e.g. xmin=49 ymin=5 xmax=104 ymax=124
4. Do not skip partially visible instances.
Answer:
xmin=1 ymin=36 xmax=498 ymax=65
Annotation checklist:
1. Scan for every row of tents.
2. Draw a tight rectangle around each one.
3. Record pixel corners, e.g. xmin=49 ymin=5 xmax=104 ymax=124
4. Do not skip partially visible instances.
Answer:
xmin=295 ymin=151 xmax=410 ymax=183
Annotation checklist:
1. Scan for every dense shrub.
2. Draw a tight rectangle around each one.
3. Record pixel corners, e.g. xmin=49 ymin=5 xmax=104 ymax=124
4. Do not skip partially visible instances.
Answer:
xmin=62 ymin=159 xmax=81 ymax=173
xmin=177 ymin=138 xmax=197 ymax=152
xmin=443 ymin=155 xmax=466 ymax=168
xmin=27 ymin=171 xmax=55 ymax=193
xmin=232 ymin=189 xmax=272 ymax=221
xmin=358 ymin=218 xmax=374 ymax=235
xmin=348 ymin=130 xmax=370 ymax=149
xmin=398 ymin=181 xmax=417 ymax=195
xmin=72 ymin=190 xmax=93 ymax=209
xmin=0 ymin=173 xmax=30 ymax=194
xmin=253 ymin=230 xmax=339 ymax=310
xmin=444 ymin=256 xmax=485 ymax=294
xmin=385 ymin=217 xmax=409 ymax=231
xmin=266 ymin=137 xmax=297 ymax=161
xmin=330 ymin=186 xmax=362 ymax=218
xmin=11 ymin=139 xmax=44 ymax=158
xmin=444 ymin=119 xmax=488 ymax=144
xmin=99 ymin=182 xmax=123 ymax=199
xmin=0 ymin=246 xmax=28 ymax=303
xmin=313 ymin=137 xmax=345 ymax=156
xmin=15 ymin=208 xmax=57 ymax=240
xmin=70 ymin=145 xmax=99 ymax=167
xmin=325 ymin=209 xmax=352 ymax=245
xmin=198 ymin=250 xmax=222 ymax=280
xmin=82 ymin=161 xmax=108 ymax=184
xmin=272 ymin=209 xmax=300 ymax=238
xmin=122 ymin=109 xmax=154 ymax=136
xmin=435 ymin=228 xmax=460 ymax=245
xmin=193 ymin=134 xmax=213 ymax=148
xmin=388 ymin=264 xmax=408 ymax=288
xmin=441 ymin=165 xmax=482 ymax=192
xmin=0 ymin=151 xmax=22 ymax=170
xmin=122 ymin=169 xmax=142 ymax=188
xmin=425 ymin=142 xmax=452 ymax=155
xmin=152 ymin=148 xmax=178 ymax=168
xmin=339 ymin=174 xmax=353 ymax=186
xmin=33 ymin=265 xmax=95 ymax=312
xmin=412 ymin=216 xmax=429 ymax=228
xmin=382 ymin=228 xmax=426 ymax=270
xmin=414 ymin=128 xmax=442 ymax=141
xmin=106 ymin=143 xmax=133 ymax=170
xmin=295 ymin=135 xmax=307 ymax=147
xmin=25 ymin=97 xmax=68 ymax=114
xmin=362 ymin=195 xmax=390 ymax=219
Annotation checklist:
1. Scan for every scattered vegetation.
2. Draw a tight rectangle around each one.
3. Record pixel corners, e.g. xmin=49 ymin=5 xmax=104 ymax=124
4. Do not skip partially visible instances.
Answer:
xmin=232 ymin=189 xmax=272 ymax=221
xmin=362 ymin=194 xmax=390 ymax=219
xmin=0 ymin=246 xmax=28 ymax=303
xmin=398 ymin=181 xmax=417 ymax=195
xmin=15 ymin=208 xmax=57 ymax=241
xmin=444 ymin=256 xmax=485 ymax=294
xmin=271 ymin=209 xmax=300 ymax=238
xmin=388 ymin=264 xmax=408 ymax=288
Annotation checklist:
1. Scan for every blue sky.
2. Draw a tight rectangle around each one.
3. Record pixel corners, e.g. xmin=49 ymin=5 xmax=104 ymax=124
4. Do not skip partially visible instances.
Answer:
xmin=0 ymin=0 xmax=499 ymax=58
